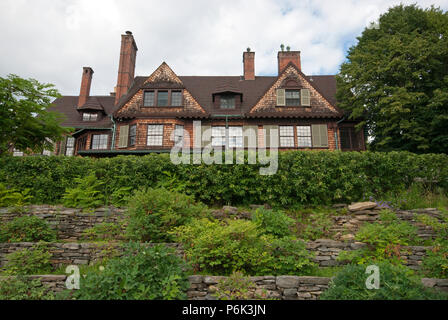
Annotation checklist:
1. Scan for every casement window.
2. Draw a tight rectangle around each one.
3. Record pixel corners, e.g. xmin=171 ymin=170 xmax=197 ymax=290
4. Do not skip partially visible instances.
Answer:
xmin=340 ymin=127 xmax=359 ymax=150
xmin=174 ymin=125 xmax=184 ymax=146
xmin=83 ymin=113 xmax=97 ymax=121
xmin=285 ymin=90 xmax=300 ymax=106
xmin=143 ymin=91 xmax=155 ymax=107
xmin=12 ymin=148 xmax=23 ymax=157
xmin=211 ymin=126 xmax=226 ymax=147
xmin=157 ymin=91 xmax=169 ymax=106
xmin=228 ymin=127 xmax=243 ymax=148
xmin=129 ymin=125 xmax=137 ymax=146
xmin=279 ymin=126 xmax=294 ymax=147
xmin=171 ymin=91 xmax=182 ymax=106
xmin=147 ymin=124 xmax=164 ymax=146
xmin=297 ymin=126 xmax=312 ymax=147
xmin=276 ymin=88 xmax=310 ymax=107
xmin=65 ymin=137 xmax=75 ymax=156
xmin=220 ymin=95 xmax=236 ymax=109
xmin=263 ymin=125 xmax=279 ymax=148
xmin=143 ymin=90 xmax=183 ymax=107
xmin=91 ymin=134 xmax=109 ymax=150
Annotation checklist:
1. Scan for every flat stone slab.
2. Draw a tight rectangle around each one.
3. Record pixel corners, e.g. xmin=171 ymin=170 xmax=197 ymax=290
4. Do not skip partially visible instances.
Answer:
xmin=348 ymin=202 xmax=377 ymax=212
xmin=276 ymin=276 xmax=300 ymax=288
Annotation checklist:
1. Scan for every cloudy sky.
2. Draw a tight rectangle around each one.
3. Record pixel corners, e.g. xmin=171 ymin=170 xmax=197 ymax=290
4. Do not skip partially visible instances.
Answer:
xmin=1 ymin=0 xmax=447 ymax=96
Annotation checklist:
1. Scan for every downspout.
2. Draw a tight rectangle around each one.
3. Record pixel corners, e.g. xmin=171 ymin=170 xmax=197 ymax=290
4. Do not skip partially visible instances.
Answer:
xmin=334 ymin=115 xmax=347 ymax=150
xmin=110 ymin=115 xmax=117 ymax=150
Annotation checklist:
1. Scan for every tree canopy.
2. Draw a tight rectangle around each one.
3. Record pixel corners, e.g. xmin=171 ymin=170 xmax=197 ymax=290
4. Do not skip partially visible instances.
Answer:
xmin=336 ymin=4 xmax=448 ymax=153
xmin=0 ymin=74 xmax=71 ymax=156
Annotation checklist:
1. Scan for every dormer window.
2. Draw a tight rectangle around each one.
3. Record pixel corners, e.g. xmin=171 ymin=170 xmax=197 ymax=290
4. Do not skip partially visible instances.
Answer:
xmin=83 ymin=112 xmax=98 ymax=121
xmin=220 ymin=95 xmax=235 ymax=109
xmin=143 ymin=89 xmax=183 ymax=107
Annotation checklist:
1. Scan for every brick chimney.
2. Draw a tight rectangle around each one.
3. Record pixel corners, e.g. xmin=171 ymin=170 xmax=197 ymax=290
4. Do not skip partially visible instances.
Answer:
xmin=115 ymin=31 xmax=138 ymax=105
xmin=243 ymin=49 xmax=255 ymax=80
xmin=78 ymin=67 xmax=94 ymax=108
xmin=278 ymin=50 xmax=301 ymax=74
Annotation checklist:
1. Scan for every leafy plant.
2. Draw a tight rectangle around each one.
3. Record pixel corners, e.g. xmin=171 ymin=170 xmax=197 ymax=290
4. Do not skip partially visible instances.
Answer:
xmin=421 ymin=240 xmax=448 ymax=278
xmin=0 ymin=276 xmax=55 ymax=300
xmin=126 ymin=188 xmax=209 ymax=242
xmin=252 ymin=208 xmax=295 ymax=238
xmin=2 ymin=243 xmax=53 ymax=275
xmin=0 ymin=215 xmax=56 ymax=242
xmin=294 ymin=209 xmax=335 ymax=241
xmin=0 ymin=183 xmax=33 ymax=208
xmin=75 ymin=242 xmax=189 ymax=300
xmin=82 ymin=222 xmax=124 ymax=241
xmin=338 ymin=219 xmax=420 ymax=265
xmin=172 ymin=218 xmax=315 ymax=275
xmin=320 ymin=262 xmax=447 ymax=300
xmin=215 ymin=272 xmax=269 ymax=300
xmin=62 ymin=173 xmax=105 ymax=209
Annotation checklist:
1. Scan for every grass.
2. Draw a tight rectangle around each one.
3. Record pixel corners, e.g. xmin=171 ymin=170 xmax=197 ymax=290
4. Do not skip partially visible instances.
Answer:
xmin=380 ymin=184 xmax=448 ymax=211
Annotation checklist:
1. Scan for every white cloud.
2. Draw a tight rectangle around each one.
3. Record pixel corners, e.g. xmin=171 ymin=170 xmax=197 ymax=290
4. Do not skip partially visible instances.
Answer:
xmin=0 ymin=0 xmax=447 ymax=95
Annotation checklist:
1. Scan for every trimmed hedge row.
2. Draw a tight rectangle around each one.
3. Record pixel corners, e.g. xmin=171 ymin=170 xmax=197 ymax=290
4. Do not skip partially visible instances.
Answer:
xmin=0 ymin=151 xmax=447 ymax=206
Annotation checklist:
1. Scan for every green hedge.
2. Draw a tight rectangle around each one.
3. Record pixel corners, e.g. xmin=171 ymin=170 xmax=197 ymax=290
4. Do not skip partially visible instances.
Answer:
xmin=0 ymin=151 xmax=447 ymax=206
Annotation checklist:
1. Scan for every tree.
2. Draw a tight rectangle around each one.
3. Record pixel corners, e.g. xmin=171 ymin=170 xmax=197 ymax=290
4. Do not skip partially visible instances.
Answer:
xmin=0 ymin=74 xmax=72 ymax=156
xmin=336 ymin=5 xmax=448 ymax=153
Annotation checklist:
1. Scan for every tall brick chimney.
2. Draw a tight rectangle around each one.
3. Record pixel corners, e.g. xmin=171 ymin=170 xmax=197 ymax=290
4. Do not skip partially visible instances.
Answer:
xmin=243 ymin=49 xmax=255 ymax=80
xmin=278 ymin=50 xmax=301 ymax=74
xmin=115 ymin=31 xmax=138 ymax=105
xmin=78 ymin=67 xmax=94 ymax=108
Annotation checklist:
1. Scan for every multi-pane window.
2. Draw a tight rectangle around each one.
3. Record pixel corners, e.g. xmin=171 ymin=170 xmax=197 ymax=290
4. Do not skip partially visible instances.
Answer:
xmin=12 ymin=149 xmax=23 ymax=157
xmin=220 ymin=95 xmax=235 ymax=109
xmin=174 ymin=125 xmax=184 ymax=146
xmin=279 ymin=126 xmax=294 ymax=147
xmin=285 ymin=90 xmax=300 ymax=106
xmin=147 ymin=124 xmax=164 ymax=146
xmin=211 ymin=126 xmax=226 ymax=147
xmin=157 ymin=91 xmax=169 ymax=106
xmin=143 ymin=91 xmax=155 ymax=107
xmin=228 ymin=127 xmax=243 ymax=148
xmin=91 ymin=134 xmax=109 ymax=150
xmin=340 ymin=127 xmax=359 ymax=150
xmin=129 ymin=125 xmax=137 ymax=146
xmin=65 ymin=137 xmax=75 ymax=156
xmin=297 ymin=126 xmax=312 ymax=147
xmin=83 ymin=113 xmax=98 ymax=121
xmin=77 ymin=136 xmax=87 ymax=151
xmin=171 ymin=91 xmax=182 ymax=106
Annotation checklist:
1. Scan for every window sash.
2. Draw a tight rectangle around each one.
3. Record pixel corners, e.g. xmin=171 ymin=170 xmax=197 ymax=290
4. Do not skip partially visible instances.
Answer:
xmin=297 ymin=126 xmax=312 ymax=147
xmin=279 ymin=126 xmax=294 ymax=147
xmin=157 ymin=91 xmax=169 ymax=106
xmin=285 ymin=90 xmax=300 ymax=106
xmin=147 ymin=125 xmax=164 ymax=146
xmin=91 ymin=134 xmax=108 ymax=150
xmin=143 ymin=91 xmax=155 ymax=107
xmin=129 ymin=125 xmax=137 ymax=146
xmin=171 ymin=91 xmax=182 ymax=106
xmin=220 ymin=96 xmax=235 ymax=109
xmin=83 ymin=113 xmax=97 ymax=121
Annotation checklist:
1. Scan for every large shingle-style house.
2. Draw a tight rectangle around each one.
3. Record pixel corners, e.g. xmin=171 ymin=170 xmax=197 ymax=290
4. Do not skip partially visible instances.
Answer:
xmin=51 ymin=31 xmax=365 ymax=157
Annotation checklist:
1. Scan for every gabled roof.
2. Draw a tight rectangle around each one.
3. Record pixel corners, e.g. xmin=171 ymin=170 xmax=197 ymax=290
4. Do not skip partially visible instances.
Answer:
xmin=50 ymin=96 xmax=115 ymax=129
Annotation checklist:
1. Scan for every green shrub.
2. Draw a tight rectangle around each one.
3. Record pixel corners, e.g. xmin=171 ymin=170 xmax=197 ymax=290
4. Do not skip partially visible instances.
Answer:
xmin=320 ymin=262 xmax=447 ymax=300
xmin=0 ymin=183 xmax=33 ymax=208
xmin=126 ymin=188 xmax=209 ymax=242
xmin=215 ymin=272 xmax=269 ymax=300
xmin=252 ymin=208 xmax=295 ymax=238
xmin=173 ymin=219 xmax=314 ymax=275
xmin=0 ymin=276 xmax=55 ymax=300
xmin=338 ymin=219 xmax=420 ymax=265
xmin=294 ymin=209 xmax=335 ymax=241
xmin=421 ymin=240 xmax=448 ymax=278
xmin=82 ymin=222 xmax=124 ymax=241
xmin=62 ymin=173 xmax=105 ymax=209
xmin=1 ymin=152 xmax=447 ymax=207
xmin=2 ymin=243 xmax=53 ymax=275
xmin=75 ymin=242 xmax=189 ymax=300
xmin=0 ymin=216 xmax=56 ymax=242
